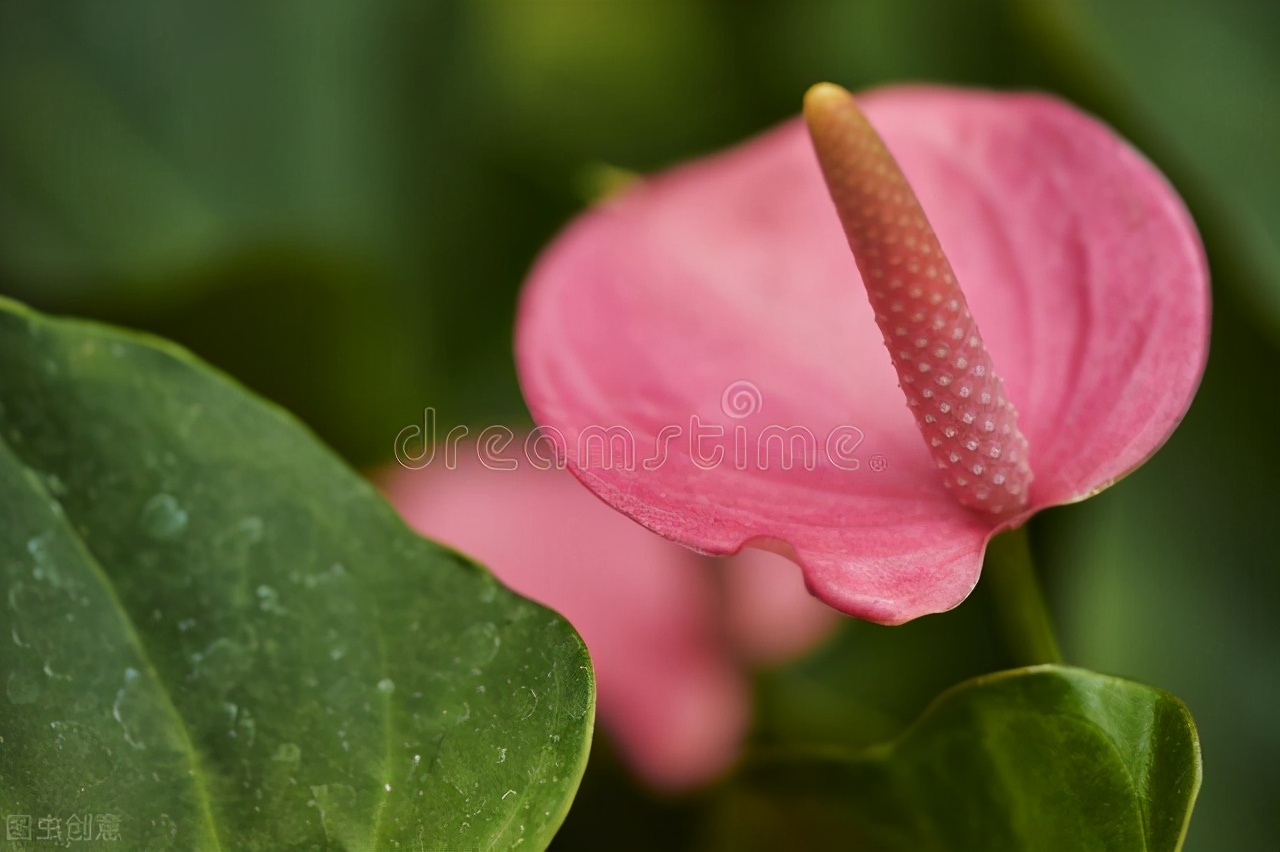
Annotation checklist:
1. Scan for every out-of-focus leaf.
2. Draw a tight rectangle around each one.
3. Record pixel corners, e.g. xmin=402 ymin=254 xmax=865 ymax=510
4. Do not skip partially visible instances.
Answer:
xmin=0 ymin=1 xmax=415 ymax=298
xmin=88 ymin=249 xmax=426 ymax=468
xmin=459 ymin=0 xmax=751 ymax=173
xmin=1019 ymin=0 xmax=1280 ymax=339
xmin=709 ymin=667 xmax=1201 ymax=852
xmin=719 ymin=0 xmax=1048 ymax=121
xmin=0 ymin=2 xmax=468 ymax=463
xmin=0 ymin=297 xmax=593 ymax=849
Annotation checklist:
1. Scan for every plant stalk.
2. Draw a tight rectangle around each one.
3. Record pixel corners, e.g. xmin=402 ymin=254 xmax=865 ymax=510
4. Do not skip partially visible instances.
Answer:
xmin=985 ymin=525 xmax=1064 ymax=666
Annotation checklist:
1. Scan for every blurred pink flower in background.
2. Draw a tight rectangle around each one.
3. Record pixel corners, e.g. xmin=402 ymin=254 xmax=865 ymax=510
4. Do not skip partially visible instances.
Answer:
xmin=515 ymin=84 xmax=1209 ymax=626
xmin=381 ymin=446 xmax=838 ymax=790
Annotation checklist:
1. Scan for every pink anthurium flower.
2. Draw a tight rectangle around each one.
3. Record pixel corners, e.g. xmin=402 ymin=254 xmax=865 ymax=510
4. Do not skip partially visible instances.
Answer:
xmin=380 ymin=446 xmax=837 ymax=789
xmin=515 ymin=83 xmax=1209 ymax=625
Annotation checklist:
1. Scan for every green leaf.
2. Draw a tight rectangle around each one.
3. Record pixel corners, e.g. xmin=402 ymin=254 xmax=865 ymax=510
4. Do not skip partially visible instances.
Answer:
xmin=0 ymin=296 xmax=594 ymax=850
xmin=710 ymin=666 xmax=1200 ymax=852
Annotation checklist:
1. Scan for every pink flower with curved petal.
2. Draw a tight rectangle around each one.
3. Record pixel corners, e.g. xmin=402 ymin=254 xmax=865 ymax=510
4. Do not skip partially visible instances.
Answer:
xmin=380 ymin=447 xmax=837 ymax=790
xmin=515 ymin=84 xmax=1209 ymax=625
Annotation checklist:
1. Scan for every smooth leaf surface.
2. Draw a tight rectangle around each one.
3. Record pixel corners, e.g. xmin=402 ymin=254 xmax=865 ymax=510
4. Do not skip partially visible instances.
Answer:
xmin=710 ymin=666 xmax=1200 ymax=852
xmin=0 ymin=297 xmax=593 ymax=850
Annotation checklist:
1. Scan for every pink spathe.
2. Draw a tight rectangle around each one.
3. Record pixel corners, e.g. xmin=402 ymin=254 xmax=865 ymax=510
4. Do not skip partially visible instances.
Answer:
xmin=515 ymin=85 xmax=1209 ymax=625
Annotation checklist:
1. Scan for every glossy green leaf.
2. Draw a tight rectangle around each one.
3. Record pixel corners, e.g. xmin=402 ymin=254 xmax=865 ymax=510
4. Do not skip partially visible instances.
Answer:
xmin=0 ymin=296 xmax=593 ymax=850
xmin=710 ymin=666 xmax=1200 ymax=852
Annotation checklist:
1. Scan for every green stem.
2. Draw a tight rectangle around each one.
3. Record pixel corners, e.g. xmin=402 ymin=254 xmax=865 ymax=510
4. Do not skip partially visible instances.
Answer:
xmin=985 ymin=525 xmax=1063 ymax=666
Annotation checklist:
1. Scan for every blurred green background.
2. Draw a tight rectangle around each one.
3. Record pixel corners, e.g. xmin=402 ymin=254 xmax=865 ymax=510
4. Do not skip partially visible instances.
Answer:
xmin=2 ymin=1 xmax=1276 ymax=849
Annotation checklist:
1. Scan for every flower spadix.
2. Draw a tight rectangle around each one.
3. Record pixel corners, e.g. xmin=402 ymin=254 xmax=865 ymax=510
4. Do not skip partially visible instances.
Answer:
xmin=516 ymin=83 xmax=1208 ymax=625
xmin=805 ymin=83 xmax=1032 ymax=514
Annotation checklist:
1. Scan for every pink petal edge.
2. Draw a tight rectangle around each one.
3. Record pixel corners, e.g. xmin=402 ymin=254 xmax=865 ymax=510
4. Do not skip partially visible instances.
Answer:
xmin=515 ymin=85 xmax=1209 ymax=625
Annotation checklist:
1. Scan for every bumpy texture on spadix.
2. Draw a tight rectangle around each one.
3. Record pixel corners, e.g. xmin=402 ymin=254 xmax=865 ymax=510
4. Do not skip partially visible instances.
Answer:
xmin=516 ymin=85 xmax=1209 ymax=625
xmin=805 ymin=84 xmax=1031 ymax=514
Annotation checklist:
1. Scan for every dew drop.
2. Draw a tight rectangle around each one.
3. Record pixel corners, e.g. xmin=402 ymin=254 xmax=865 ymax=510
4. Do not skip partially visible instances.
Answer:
xmin=140 ymin=494 xmax=188 ymax=540
xmin=256 ymin=585 xmax=285 ymax=615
